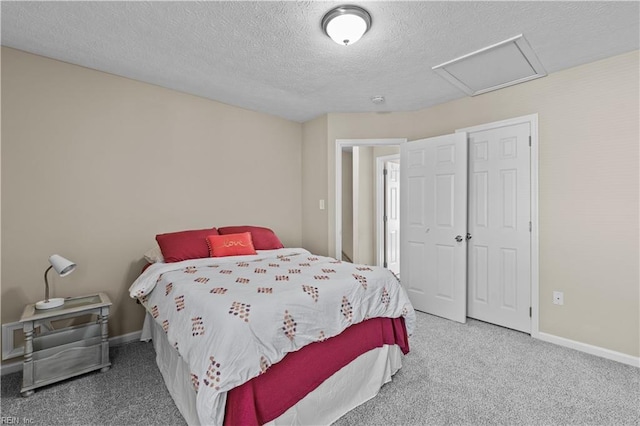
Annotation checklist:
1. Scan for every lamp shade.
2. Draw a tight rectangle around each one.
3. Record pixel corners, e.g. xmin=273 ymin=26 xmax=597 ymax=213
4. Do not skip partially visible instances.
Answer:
xmin=49 ymin=254 xmax=76 ymax=276
xmin=322 ymin=5 xmax=372 ymax=46
xmin=36 ymin=254 xmax=76 ymax=310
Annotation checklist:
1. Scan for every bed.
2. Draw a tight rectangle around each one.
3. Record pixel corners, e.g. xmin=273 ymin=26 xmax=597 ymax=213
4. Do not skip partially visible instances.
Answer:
xmin=129 ymin=227 xmax=415 ymax=425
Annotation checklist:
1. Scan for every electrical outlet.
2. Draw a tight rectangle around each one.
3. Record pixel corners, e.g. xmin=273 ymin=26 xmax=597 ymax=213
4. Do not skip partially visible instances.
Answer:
xmin=553 ymin=291 xmax=564 ymax=305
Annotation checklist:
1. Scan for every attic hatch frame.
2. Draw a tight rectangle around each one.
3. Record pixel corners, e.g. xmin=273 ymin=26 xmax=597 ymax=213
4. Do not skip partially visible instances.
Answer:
xmin=432 ymin=34 xmax=547 ymax=96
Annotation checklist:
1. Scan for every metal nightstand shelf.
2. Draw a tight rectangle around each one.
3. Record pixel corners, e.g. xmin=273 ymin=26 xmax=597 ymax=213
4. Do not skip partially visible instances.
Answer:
xmin=19 ymin=293 xmax=112 ymax=396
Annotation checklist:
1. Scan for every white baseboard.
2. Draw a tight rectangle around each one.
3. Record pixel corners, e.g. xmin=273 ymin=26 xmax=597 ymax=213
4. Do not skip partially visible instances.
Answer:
xmin=109 ymin=330 xmax=142 ymax=346
xmin=1 ymin=329 xmax=144 ymax=376
xmin=536 ymin=332 xmax=639 ymax=368
xmin=1 ymin=360 xmax=22 ymax=376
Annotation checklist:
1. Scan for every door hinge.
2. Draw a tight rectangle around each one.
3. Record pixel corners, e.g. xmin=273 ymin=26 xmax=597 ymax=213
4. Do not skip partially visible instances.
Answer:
xmin=529 ymin=136 xmax=532 ymax=147
xmin=383 ymin=168 xmax=388 ymax=176
xmin=383 ymin=215 xmax=388 ymax=223
xmin=529 ymin=307 xmax=532 ymax=317
xmin=529 ymin=221 xmax=532 ymax=232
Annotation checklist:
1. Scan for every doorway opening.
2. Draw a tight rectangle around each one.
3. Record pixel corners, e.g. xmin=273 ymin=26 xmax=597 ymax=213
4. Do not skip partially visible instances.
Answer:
xmin=335 ymin=139 xmax=406 ymax=268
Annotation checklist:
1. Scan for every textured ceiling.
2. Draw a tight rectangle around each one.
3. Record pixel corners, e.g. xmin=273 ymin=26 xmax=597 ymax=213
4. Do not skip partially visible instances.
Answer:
xmin=2 ymin=1 xmax=639 ymax=122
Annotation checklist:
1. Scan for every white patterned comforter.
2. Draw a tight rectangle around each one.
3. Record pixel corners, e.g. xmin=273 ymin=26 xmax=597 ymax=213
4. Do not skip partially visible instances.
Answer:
xmin=129 ymin=248 xmax=415 ymax=425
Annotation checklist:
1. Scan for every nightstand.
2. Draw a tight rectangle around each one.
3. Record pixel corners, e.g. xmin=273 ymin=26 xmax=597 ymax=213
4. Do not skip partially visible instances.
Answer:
xmin=19 ymin=293 xmax=112 ymax=396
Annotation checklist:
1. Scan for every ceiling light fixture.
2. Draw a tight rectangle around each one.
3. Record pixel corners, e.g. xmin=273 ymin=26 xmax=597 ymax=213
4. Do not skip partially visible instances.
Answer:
xmin=322 ymin=5 xmax=372 ymax=46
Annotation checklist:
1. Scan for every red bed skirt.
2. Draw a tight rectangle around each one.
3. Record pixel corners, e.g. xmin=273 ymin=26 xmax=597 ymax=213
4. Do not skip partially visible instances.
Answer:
xmin=224 ymin=316 xmax=409 ymax=425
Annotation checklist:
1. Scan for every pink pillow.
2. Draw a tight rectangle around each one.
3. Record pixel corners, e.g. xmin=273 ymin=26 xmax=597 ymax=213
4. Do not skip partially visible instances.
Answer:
xmin=207 ymin=232 xmax=257 ymax=257
xmin=156 ymin=228 xmax=219 ymax=263
xmin=218 ymin=226 xmax=284 ymax=250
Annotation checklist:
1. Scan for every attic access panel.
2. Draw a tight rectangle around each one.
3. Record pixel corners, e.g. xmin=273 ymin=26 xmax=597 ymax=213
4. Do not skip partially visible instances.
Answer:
xmin=432 ymin=34 xmax=547 ymax=96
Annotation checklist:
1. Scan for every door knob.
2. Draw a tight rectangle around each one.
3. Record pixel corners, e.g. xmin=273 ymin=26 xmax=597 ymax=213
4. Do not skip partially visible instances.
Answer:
xmin=455 ymin=235 xmax=463 ymax=242
xmin=466 ymin=233 xmax=472 ymax=240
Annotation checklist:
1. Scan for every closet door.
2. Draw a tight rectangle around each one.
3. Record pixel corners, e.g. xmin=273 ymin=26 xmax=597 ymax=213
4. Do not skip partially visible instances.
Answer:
xmin=400 ymin=133 xmax=468 ymax=323
xmin=467 ymin=123 xmax=531 ymax=332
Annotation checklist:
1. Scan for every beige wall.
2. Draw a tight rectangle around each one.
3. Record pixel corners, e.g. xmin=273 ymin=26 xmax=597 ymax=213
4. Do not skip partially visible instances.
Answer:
xmin=301 ymin=114 xmax=328 ymax=255
xmin=1 ymin=47 xmax=302 ymax=352
xmin=372 ymin=146 xmax=400 ymax=159
xmin=306 ymin=50 xmax=639 ymax=357
xmin=353 ymin=146 xmax=375 ymax=265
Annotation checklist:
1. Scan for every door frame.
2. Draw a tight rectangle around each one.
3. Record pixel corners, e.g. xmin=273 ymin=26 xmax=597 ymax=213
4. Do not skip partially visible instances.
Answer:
xmin=335 ymin=139 xmax=407 ymax=263
xmin=376 ymin=154 xmax=401 ymax=267
xmin=456 ymin=113 xmax=539 ymax=337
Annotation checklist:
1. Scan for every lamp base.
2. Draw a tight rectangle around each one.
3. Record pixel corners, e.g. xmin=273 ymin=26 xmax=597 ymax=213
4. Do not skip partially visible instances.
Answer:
xmin=35 ymin=298 xmax=65 ymax=310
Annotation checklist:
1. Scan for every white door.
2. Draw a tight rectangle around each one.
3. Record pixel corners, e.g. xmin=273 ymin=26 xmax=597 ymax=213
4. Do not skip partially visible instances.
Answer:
xmin=400 ymin=133 xmax=468 ymax=323
xmin=467 ymin=123 xmax=531 ymax=332
xmin=385 ymin=161 xmax=401 ymax=275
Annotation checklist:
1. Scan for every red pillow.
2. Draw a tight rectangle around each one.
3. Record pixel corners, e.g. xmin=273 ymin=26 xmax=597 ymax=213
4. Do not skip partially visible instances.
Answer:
xmin=156 ymin=228 xmax=219 ymax=263
xmin=207 ymin=232 xmax=257 ymax=257
xmin=217 ymin=226 xmax=284 ymax=250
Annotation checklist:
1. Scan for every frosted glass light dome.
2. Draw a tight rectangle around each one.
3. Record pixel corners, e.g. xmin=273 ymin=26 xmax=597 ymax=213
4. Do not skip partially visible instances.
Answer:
xmin=322 ymin=5 xmax=372 ymax=46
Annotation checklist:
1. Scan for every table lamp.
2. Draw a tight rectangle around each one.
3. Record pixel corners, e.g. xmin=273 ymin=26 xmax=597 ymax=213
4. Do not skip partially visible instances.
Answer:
xmin=36 ymin=254 xmax=76 ymax=310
